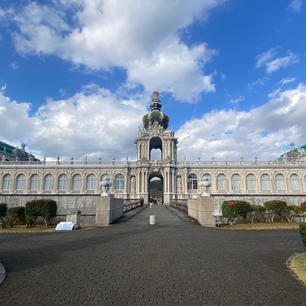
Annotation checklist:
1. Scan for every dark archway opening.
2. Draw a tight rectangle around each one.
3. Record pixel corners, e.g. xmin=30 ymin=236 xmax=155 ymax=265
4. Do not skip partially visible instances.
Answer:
xmin=148 ymin=172 xmax=163 ymax=204
xmin=150 ymin=137 xmax=162 ymax=160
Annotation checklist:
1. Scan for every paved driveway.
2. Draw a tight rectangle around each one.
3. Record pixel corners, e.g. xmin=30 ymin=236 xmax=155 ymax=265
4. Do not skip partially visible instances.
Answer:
xmin=0 ymin=206 xmax=305 ymax=306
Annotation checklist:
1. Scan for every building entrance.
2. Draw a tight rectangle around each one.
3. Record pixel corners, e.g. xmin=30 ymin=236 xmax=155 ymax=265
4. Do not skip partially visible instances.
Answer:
xmin=148 ymin=173 xmax=163 ymax=204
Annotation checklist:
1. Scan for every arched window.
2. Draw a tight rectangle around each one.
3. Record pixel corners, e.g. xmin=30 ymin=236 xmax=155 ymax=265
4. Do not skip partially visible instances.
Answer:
xmin=231 ymin=174 xmax=241 ymax=191
xmin=72 ymin=174 xmax=82 ymax=190
xmin=216 ymin=174 xmax=226 ymax=191
xmin=114 ymin=174 xmax=125 ymax=190
xmin=150 ymin=137 xmax=162 ymax=161
xmin=260 ymin=174 xmax=271 ymax=191
xmin=58 ymin=174 xmax=67 ymax=190
xmin=86 ymin=174 xmax=96 ymax=190
xmin=246 ymin=174 xmax=256 ymax=191
xmin=30 ymin=174 xmax=40 ymax=190
xmin=16 ymin=174 xmax=26 ymax=190
xmin=44 ymin=174 xmax=53 ymax=191
xmin=202 ymin=174 xmax=212 ymax=191
xmin=187 ymin=174 xmax=197 ymax=190
xmin=275 ymin=174 xmax=285 ymax=191
xmin=290 ymin=174 xmax=299 ymax=191
xmin=2 ymin=174 xmax=12 ymax=190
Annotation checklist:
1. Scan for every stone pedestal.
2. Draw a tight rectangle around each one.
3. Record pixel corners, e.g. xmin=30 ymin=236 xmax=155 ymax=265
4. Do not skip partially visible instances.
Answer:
xmin=95 ymin=195 xmax=124 ymax=226
xmin=188 ymin=196 xmax=215 ymax=227
xmin=66 ymin=212 xmax=81 ymax=229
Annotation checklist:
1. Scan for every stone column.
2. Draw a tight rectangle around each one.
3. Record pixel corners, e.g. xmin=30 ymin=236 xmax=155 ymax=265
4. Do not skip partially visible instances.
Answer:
xmin=81 ymin=173 xmax=86 ymax=193
xmin=39 ymin=173 xmax=44 ymax=194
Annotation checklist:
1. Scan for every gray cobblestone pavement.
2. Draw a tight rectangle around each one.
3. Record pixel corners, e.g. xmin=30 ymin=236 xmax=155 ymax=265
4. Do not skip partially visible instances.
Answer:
xmin=0 ymin=206 xmax=305 ymax=306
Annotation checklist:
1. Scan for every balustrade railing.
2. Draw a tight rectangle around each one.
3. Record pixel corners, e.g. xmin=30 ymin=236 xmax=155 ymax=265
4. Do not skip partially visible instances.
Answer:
xmin=169 ymin=199 xmax=188 ymax=212
xmin=123 ymin=199 xmax=142 ymax=213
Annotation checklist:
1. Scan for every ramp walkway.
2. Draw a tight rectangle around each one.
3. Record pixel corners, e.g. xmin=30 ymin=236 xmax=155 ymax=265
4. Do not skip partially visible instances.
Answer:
xmin=126 ymin=204 xmax=185 ymax=225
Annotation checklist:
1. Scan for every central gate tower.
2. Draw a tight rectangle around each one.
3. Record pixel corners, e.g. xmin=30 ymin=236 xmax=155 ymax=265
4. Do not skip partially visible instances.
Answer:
xmin=134 ymin=92 xmax=178 ymax=204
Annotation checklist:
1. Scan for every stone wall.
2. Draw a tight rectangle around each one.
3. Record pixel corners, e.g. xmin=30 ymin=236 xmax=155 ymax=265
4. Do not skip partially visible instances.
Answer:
xmin=95 ymin=196 xmax=123 ymax=226
xmin=188 ymin=197 xmax=215 ymax=227
xmin=0 ymin=194 xmax=98 ymax=215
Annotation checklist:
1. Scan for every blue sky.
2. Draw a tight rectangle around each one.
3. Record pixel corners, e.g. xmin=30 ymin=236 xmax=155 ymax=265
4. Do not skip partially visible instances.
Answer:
xmin=0 ymin=0 xmax=305 ymax=161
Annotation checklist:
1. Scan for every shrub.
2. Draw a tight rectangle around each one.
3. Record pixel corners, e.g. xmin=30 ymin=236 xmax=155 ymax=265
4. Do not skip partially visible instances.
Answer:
xmin=222 ymin=201 xmax=252 ymax=223
xmin=7 ymin=207 xmax=26 ymax=227
xmin=0 ymin=203 xmax=7 ymax=218
xmin=264 ymin=200 xmax=289 ymax=222
xmin=299 ymin=223 xmax=306 ymax=248
xmin=25 ymin=199 xmax=57 ymax=227
xmin=288 ymin=205 xmax=303 ymax=213
xmin=250 ymin=205 xmax=266 ymax=212
xmin=301 ymin=201 xmax=306 ymax=212
xmin=0 ymin=203 xmax=8 ymax=228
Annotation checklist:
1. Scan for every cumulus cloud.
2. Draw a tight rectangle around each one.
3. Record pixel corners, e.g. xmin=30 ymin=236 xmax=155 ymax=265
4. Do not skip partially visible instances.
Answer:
xmin=256 ymin=48 xmax=298 ymax=74
xmin=176 ymin=83 xmax=306 ymax=160
xmin=1 ymin=83 xmax=305 ymax=162
xmin=0 ymin=86 xmax=146 ymax=160
xmin=5 ymin=0 xmax=226 ymax=102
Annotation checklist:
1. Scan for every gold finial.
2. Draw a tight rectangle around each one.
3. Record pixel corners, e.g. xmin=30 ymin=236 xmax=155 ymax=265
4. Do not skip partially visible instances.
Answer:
xmin=152 ymin=91 xmax=160 ymax=103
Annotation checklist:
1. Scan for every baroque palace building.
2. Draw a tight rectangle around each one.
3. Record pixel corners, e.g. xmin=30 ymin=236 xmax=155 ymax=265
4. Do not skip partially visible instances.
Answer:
xmin=0 ymin=92 xmax=305 ymax=218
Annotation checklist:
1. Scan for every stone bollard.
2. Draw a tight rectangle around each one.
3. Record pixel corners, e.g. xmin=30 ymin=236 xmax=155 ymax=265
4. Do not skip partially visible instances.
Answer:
xmin=150 ymin=215 xmax=156 ymax=225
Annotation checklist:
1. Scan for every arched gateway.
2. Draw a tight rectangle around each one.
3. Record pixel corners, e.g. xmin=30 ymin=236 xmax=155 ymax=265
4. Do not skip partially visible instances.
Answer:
xmin=135 ymin=91 xmax=178 ymax=204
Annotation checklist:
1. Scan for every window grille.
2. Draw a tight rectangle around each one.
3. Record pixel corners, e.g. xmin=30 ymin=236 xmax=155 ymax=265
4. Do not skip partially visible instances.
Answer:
xmin=2 ymin=174 xmax=12 ymax=190
xmin=187 ymin=174 xmax=197 ymax=190
xmin=30 ymin=174 xmax=40 ymax=190
xmin=58 ymin=174 xmax=67 ymax=190
xmin=114 ymin=174 xmax=125 ymax=190
xmin=16 ymin=174 xmax=26 ymax=190
xmin=72 ymin=174 xmax=82 ymax=190
xmin=86 ymin=174 xmax=96 ymax=190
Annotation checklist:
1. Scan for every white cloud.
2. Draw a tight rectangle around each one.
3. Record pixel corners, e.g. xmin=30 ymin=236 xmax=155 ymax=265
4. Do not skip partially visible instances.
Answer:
xmin=0 ymin=86 xmax=146 ymax=160
xmin=1 ymin=83 xmax=305 ymax=161
xmin=176 ymin=83 xmax=306 ymax=160
xmin=266 ymin=52 xmax=298 ymax=73
xmin=248 ymin=77 xmax=267 ymax=89
xmin=289 ymin=0 xmax=303 ymax=12
xmin=9 ymin=61 xmax=19 ymax=70
xmin=279 ymin=77 xmax=295 ymax=85
xmin=229 ymin=96 xmax=245 ymax=105
xmin=256 ymin=48 xmax=298 ymax=74
xmin=256 ymin=48 xmax=277 ymax=68
xmin=7 ymin=0 xmax=226 ymax=102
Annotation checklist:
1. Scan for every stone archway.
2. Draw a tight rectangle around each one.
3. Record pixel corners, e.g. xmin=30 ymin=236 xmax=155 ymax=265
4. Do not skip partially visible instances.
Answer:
xmin=148 ymin=171 xmax=163 ymax=204
xmin=149 ymin=137 xmax=162 ymax=160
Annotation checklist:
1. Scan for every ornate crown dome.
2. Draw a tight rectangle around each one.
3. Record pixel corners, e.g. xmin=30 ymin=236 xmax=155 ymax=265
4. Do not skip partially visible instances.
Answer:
xmin=143 ymin=91 xmax=170 ymax=130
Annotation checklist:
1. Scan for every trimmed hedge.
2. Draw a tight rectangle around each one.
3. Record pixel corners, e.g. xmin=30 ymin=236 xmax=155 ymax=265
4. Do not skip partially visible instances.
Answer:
xmin=0 ymin=203 xmax=8 ymax=228
xmin=288 ymin=205 xmax=303 ymax=213
xmin=222 ymin=201 xmax=252 ymax=222
xmin=7 ymin=207 xmax=26 ymax=226
xmin=264 ymin=200 xmax=288 ymax=222
xmin=0 ymin=203 xmax=7 ymax=218
xmin=250 ymin=205 xmax=266 ymax=212
xmin=25 ymin=199 xmax=57 ymax=227
xmin=299 ymin=223 xmax=306 ymax=248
